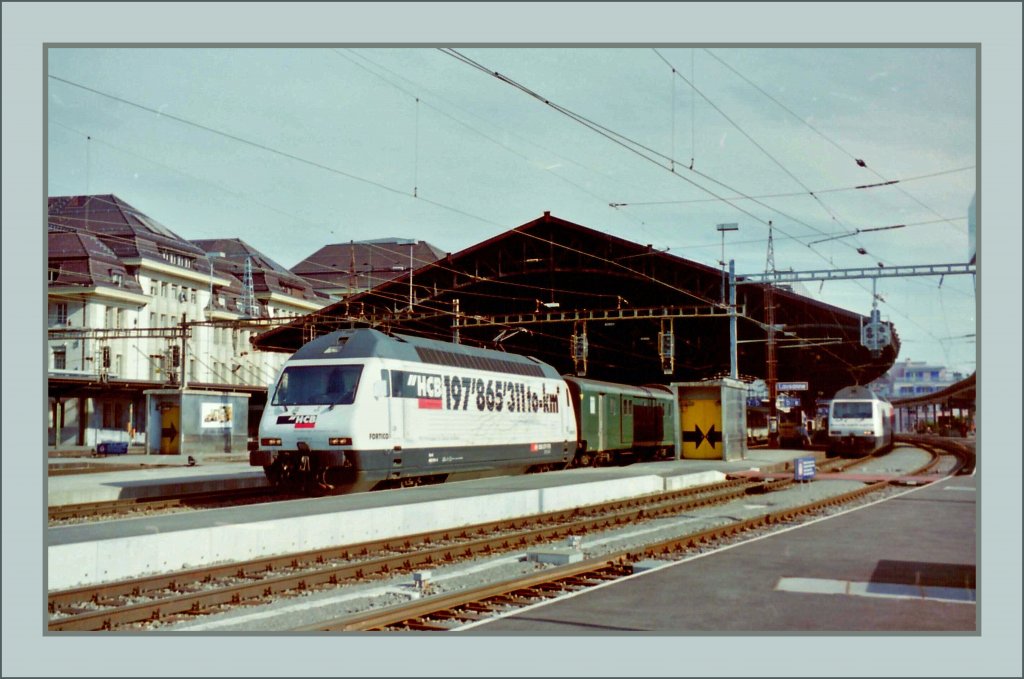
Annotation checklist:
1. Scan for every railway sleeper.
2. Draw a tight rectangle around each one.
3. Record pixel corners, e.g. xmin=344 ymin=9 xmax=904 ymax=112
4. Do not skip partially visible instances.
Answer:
xmin=403 ymin=621 xmax=451 ymax=631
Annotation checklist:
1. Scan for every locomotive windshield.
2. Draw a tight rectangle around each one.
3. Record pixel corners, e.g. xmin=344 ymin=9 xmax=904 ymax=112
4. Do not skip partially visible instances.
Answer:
xmin=272 ymin=364 xmax=363 ymax=406
xmin=832 ymin=401 xmax=874 ymax=419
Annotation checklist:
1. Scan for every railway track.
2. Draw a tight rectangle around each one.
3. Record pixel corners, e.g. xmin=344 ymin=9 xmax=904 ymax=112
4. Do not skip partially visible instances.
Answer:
xmin=48 ymin=487 xmax=278 ymax=523
xmin=47 ymin=446 xmax=949 ymax=632
xmin=50 ymin=467 xmax=843 ymax=631
xmin=296 ymin=444 xmax=963 ymax=632
xmin=296 ymin=481 xmax=893 ymax=631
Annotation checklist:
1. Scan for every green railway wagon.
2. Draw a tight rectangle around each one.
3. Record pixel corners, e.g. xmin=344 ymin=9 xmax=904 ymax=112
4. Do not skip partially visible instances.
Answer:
xmin=563 ymin=376 xmax=675 ymax=467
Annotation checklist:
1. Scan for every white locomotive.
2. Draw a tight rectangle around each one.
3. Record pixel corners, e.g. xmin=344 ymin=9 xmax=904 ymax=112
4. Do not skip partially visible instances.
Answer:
xmin=827 ymin=385 xmax=894 ymax=456
xmin=251 ymin=329 xmax=578 ymax=491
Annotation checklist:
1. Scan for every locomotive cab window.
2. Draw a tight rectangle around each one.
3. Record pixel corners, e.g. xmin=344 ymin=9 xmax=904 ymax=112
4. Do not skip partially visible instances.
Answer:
xmin=832 ymin=402 xmax=873 ymax=419
xmin=272 ymin=364 xmax=364 ymax=406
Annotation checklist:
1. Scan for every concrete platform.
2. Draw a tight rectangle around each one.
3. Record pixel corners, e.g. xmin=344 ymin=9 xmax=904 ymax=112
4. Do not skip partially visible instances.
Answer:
xmin=46 ymin=448 xmax=811 ymax=507
xmin=478 ymin=473 xmax=978 ymax=633
xmin=46 ymin=449 xmax=812 ymax=591
xmin=47 ymin=461 xmax=267 ymax=507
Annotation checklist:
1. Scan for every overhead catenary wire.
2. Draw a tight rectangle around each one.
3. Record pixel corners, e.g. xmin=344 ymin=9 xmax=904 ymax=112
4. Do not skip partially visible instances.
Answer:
xmin=653 ymin=48 xmax=853 ymax=235
xmin=438 ymin=48 xmax=887 ymax=269
xmin=701 ymin=48 xmax=970 ymax=236
xmin=435 ymin=47 xmax=973 ymax=351
xmin=46 ymin=55 xmax=966 ymax=376
xmin=329 ymin=48 xmax=671 ymax=248
xmin=610 ymin=165 xmax=974 ymax=207
xmin=48 ymin=74 xmax=507 ymax=232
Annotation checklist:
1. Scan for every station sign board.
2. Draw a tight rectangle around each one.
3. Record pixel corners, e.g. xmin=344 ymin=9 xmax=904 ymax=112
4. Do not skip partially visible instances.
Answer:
xmin=794 ymin=456 xmax=816 ymax=481
xmin=776 ymin=381 xmax=808 ymax=391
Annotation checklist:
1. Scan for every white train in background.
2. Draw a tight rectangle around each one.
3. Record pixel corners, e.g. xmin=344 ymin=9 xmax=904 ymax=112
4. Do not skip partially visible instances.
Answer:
xmin=827 ymin=385 xmax=894 ymax=456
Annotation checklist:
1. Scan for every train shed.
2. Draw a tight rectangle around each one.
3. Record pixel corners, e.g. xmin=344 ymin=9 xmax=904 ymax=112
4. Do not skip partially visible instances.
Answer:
xmin=254 ymin=212 xmax=899 ymax=399
xmin=891 ymin=372 xmax=976 ymax=434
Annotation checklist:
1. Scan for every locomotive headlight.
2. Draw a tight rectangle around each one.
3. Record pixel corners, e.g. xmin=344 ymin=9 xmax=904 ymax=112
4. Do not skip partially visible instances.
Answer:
xmin=862 ymin=430 xmax=874 ymax=436
xmin=260 ymin=437 xmax=282 ymax=446
xmin=329 ymin=437 xmax=352 ymax=446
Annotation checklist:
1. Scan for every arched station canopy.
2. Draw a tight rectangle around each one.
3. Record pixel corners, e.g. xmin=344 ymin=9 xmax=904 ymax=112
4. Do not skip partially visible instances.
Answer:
xmin=892 ymin=372 xmax=976 ymax=410
xmin=254 ymin=212 xmax=898 ymax=399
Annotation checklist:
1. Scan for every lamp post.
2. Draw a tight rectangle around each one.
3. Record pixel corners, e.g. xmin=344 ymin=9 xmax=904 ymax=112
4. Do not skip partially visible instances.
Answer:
xmin=206 ymin=251 xmax=226 ymax=313
xmin=203 ymin=251 xmax=226 ymax=388
xmin=716 ymin=223 xmax=739 ymax=304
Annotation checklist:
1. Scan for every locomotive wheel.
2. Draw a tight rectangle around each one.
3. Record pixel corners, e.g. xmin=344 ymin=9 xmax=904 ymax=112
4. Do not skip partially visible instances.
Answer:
xmin=265 ymin=459 xmax=307 ymax=491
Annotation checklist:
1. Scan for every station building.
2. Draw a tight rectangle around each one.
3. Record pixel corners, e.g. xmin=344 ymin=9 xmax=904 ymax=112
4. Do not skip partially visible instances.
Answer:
xmin=46 ymin=195 xmax=331 ymax=449
xmin=868 ymin=358 xmax=968 ymax=400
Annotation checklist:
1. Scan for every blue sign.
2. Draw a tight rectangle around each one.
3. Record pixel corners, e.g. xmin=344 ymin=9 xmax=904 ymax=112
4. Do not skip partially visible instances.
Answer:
xmin=794 ymin=456 xmax=816 ymax=481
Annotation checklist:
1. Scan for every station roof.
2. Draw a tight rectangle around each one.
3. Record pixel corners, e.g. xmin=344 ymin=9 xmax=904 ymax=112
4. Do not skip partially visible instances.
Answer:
xmin=253 ymin=212 xmax=899 ymax=398
xmin=291 ymin=239 xmax=447 ymax=294
xmin=891 ymin=373 xmax=976 ymax=410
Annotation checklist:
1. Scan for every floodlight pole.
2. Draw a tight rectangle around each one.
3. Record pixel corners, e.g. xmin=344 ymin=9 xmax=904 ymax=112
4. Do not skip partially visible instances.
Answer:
xmin=716 ymin=223 xmax=739 ymax=304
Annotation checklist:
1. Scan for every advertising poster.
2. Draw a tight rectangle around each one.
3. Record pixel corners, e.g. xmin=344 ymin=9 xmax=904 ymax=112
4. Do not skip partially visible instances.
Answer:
xmin=201 ymin=403 xmax=233 ymax=429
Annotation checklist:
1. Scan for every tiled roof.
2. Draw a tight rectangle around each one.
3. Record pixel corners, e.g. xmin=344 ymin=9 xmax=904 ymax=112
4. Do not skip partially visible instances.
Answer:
xmin=192 ymin=238 xmax=327 ymax=303
xmin=47 ymin=231 xmax=144 ymax=293
xmin=291 ymin=239 xmax=446 ymax=292
xmin=48 ymin=194 xmax=206 ymax=262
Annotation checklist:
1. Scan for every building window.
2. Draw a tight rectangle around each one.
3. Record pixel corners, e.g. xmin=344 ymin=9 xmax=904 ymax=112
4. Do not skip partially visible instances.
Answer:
xmin=161 ymin=282 xmax=169 ymax=298
xmin=150 ymin=282 xmax=158 ymax=296
xmin=103 ymin=403 xmax=124 ymax=429
xmin=190 ymin=289 xmax=197 ymax=304
xmin=150 ymin=312 xmax=157 ymax=328
xmin=51 ymin=302 xmax=68 ymax=326
xmin=53 ymin=347 xmax=66 ymax=370
xmin=111 ymin=272 xmax=123 ymax=287
xmin=49 ymin=268 xmax=59 ymax=283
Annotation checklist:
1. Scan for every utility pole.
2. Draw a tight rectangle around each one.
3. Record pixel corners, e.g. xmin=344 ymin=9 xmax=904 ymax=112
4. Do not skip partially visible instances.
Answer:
xmin=179 ymin=313 xmax=188 ymax=389
xmin=241 ymin=255 xmax=259 ymax=318
xmin=349 ymin=241 xmax=356 ymax=296
xmin=764 ymin=221 xmax=779 ymax=448
xmin=452 ymin=298 xmax=460 ymax=344
xmin=729 ymin=259 xmax=738 ymax=380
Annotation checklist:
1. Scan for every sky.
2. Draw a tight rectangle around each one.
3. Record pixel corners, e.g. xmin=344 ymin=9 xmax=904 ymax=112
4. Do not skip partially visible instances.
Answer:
xmin=46 ymin=45 xmax=978 ymax=376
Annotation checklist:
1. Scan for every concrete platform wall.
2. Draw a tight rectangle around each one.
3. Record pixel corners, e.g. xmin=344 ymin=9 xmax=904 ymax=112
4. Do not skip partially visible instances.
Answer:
xmin=49 ymin=474 xmax=675 ymax=590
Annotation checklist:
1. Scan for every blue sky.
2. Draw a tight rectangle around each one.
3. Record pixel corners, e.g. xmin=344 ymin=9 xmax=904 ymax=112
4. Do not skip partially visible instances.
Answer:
xmin=47 ymin=46 xmax=978 ymax=375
